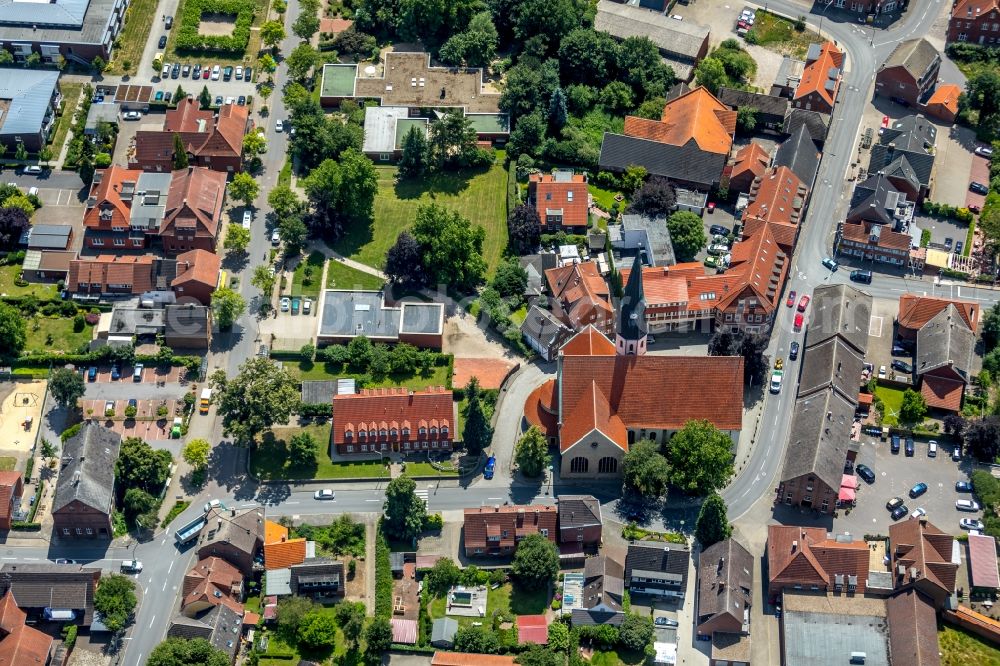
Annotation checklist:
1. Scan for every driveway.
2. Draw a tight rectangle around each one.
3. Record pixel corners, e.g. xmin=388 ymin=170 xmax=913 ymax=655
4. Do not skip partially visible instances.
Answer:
xmin=931 ymin=122 xmax=977 ymax=208
xmin=914 ymin=212 xmax=968 ymax=251
xmin=967 ymin=152 xmax=991 ymax=210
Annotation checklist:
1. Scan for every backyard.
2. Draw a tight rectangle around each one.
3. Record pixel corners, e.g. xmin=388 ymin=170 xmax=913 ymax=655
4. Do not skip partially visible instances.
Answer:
xmin=256 ymin=602 xmax=356 ymax=666
xmin=0 ymin=458 xmax=15 ymax=472
xmin=108 ymin=0 xmax=159 ymax=74
xmin=332 ymin=157 xmax=509 ymax=278
xmin=325 ymin=259 xmax=385 ymax=291
xmin=588 ymin=649 xmax=647 ymax=666
xmin=939 ymin=624 xmax=1000 ymax=666
xmin=746 ymin=10 xmax=822 ymax=59
xmin=289 ymin=250 xmax=325 ymax=300
xmin=23 ymin=317 xmax=95 ymax=354
xmin=874 ymin=384 xmax=905 ymax=427
xmin=48 ymin=82 xmax=84 ymax=158
xmin=428 ymin=582 xmax=549 ymax=628
xmin=250 ymin=423 xmax=390 ymax=481
xmin=0 ymin=265 xmax=58 ymax=299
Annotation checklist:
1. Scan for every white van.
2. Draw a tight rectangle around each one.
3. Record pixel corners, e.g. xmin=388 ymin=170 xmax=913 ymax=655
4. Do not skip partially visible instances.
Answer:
xmin=242 ymin=209 xmax=252 ymax=229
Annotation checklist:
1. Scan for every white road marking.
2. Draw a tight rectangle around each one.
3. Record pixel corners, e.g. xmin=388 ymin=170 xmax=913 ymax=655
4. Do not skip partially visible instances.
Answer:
xmin=148 ymin=615 xmax=156 ymax=629
xmin=365 ymin=499 xmax=381 ymax=502
xmin=167 ymin=560 xmax=173 ymax=575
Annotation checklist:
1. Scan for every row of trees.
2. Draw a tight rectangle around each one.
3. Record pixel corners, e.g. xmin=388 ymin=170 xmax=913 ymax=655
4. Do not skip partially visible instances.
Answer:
xmin=398 ymin=112 xmax=494 ymax=179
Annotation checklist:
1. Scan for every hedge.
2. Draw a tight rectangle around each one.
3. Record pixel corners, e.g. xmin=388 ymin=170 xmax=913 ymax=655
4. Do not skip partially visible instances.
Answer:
xmin=375 ymin=528 xmax=392 ymax=619
xmin=11 ymin=522 xmax=41 ymax=531
xmin=60 ymin=423 xmax=82 ymax=443
xmin=176 ymin=0 xmax=256 ymax=53
xmin=26 ymin=481 xmax=43 ymax=523
xmin=298 ymin=402 xmax=332 ymax=418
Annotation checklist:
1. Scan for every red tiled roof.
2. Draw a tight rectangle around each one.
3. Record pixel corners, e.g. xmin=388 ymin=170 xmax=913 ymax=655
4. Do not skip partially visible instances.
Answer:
xmin=841 ymin=221 xmax=911 ymax=252
xmin=0 ymin=591 xmax=52 ymax=666
xmin=162 ymin=167 xmax=227 ymax=241
xmin=0 ymin=591 xmax=24 ymax=634
xmin=173 ymin=249 xmax=221 ymax=290
xmin=463 ymin=505 xmax=557 ymax=552
xmin=432 ymin=653 xmax=516 ymax=666
xmin=516 ymin=615 xmax=549 ymax=644
xmin=767 ymin=525 xmax=870 ymax=593
xmin=717 ymin=224 xmax=788 ymax=315
xmin=887 ymin=588 xmax=941 ymax=666
xmin=968 ymin=534 xmax=1000 ymax=589
xmin=0 ymin=473 xmax=21 ymax=524
xmin=624 ymin=87 xmax=735 ymax=155
xmin=889 ymin=517 xmax=959 ymax=599
xmin=926 ymin=84 xmax=960 ymax=116
xmin=742 ymin=166 xmax=805 ymax=231
xmin=620 ymin=267 xmax=688 ymax=307
xmin=731 ymin=142 xmax=770 ymax=181
xmin=137 ymin=100 xmax=249 ymax=164
xmin=332 ymin=387 xmax=454 ymax=447
xmin=243 ymin=611 xmax=261 ymax=626
xmin=165 ymin=97 xmax=216 ymax=133
xmin=795 ymin=41 xmax=844 ymax=108
xmin=523 ymin=379 xmax=558 ymax=439
xmin=84 ymin=165 xmax=145 ymax=230
xmin=68 ymin=255 xmax=156 ymax=294
xmin=898 ymin=294 xmax=979 ymax=333
xmin=391 ymin=618 xmax=418 ymax=644
xmin=529 ymin=172 xmax=589 ymax=228
xmin=951 ymin=0 xmax=1000 ymax=19
xmin=559 ymin=325 xmax=615 ymax=356
xmin=182 ymin=556 xmax=244 ymax=614
xmin=264 ymin=538 xmax=307 ymax=570
xmin=562 ymin=380 xmax=628 ymax=450
xmin=545 ymin=262 xmax=613 ymax=332
xmin=920 ymin=375 xmax=965 ymax=412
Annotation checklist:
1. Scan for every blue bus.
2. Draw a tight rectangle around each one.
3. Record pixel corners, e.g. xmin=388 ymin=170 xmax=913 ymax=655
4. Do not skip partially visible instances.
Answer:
xmin=484 ymin=456 xmax=496 ymax=480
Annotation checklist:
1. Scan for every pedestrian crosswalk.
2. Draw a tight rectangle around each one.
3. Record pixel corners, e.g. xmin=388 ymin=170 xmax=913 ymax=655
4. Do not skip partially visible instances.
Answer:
xmin=415 ymin=488 xmax=430 ymax=505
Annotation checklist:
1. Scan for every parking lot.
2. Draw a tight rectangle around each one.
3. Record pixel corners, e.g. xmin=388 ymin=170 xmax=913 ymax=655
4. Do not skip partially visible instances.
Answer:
xmin=863 ymin=296 xmax=914 ymax=384
xmin=81 ymin=398 xmax=184 ymax=442
xmin=915 ymin=211 xmax=969 ymax=251
xmin=84 ymin=364 xmax=188 ymax=384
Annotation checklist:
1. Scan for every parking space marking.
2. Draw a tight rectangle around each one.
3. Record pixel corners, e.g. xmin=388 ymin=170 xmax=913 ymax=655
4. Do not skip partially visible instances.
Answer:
xmin=868 ymin=315 xmax=883 ymax=337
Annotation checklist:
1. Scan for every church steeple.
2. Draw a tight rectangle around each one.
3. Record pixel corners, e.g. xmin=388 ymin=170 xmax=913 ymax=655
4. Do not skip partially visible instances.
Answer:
xmin=616 ymin=253 xmax=647 ymax=356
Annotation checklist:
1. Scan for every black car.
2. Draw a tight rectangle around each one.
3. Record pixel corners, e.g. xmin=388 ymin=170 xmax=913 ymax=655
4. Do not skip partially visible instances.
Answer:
xmin=856 ymin=464 xmax=876 ymax=484
xmin=891 ymin=434 xmax=900 ymax=454
xmin=171 ymin=63 xmax=180 ymax=79
xmin=891 ymin=359 xmax=912 ymax=374
xmin=971 ymin=182 xmax=989 ymax=195
xmin=789 ymin=341 xmax=799 ymax=360
xmin=709 ymin=224 xmax=728 ymax=237
xmin=956 ymin=481 xmax=973 ymax=492
xmin=945 ymin=237 xmax=954 ymax=251
xmin=214 ymin=95 xmax=223 ymax=106
xmin=158 ymin=35 xmax=167 ymax=48
xmin=905 ymin=437 xmax=915 ymax=456
xmin=849 ymin=269 xmax=872 ymax=284
xmin=237 ymin=95 xmax=246 ymax=105
xmin=891 ymin=344 xmax=909 ymax=356
xmin=891 ymin=505 xmax=908 ymax=520
xmin=244 ymin=66 xmax=252 ymax=81
xmin=165 ymin=15 xmax=173 ymax=28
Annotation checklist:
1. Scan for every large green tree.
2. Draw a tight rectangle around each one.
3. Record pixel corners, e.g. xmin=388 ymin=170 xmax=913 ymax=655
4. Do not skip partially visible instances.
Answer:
xmin=229 ymin=172 xmax=259 ymax=207
xmin=439 ymin=11 xmax=498 ymax=67
xmin=288 ymin=432 xmax=318 ymax=467
xmin=695 ymin=492 xmax=732 ymax=547
xmin=618 ymin=614 xmax=653 ymax=652
xmin=116 ymin=437 xmax=171 ymax=496
xmin=515 ymin=425 xmax=550 ymax=477
xmin=454 ymin=625 xmax=502 ymax=653
xmin=411 ymin=203 xmax=486 ymax=292
xmin=428 ymin=111 xmax=486 ymax=171
xmin=93 ymin=574 xmax=137 ymax=632
xmin=363 ymin=616 xmax=393 ymax=662
xmin=287 ymin=43 xmax=319 ymax=80
xmin=900 ymin=388 xmax=928 ymax=425
xmin=383 ymin=476 xmax=427 ymax=541
xmin=397 ymin=125 xmax=429 ymax=179
xmin=0 ymin=302 xmax=26 ymax=358
xmin=260 ymin=20 xmax=286 ymax=47
xmin=147 ymin=638 xmax=230 ymax=666
xmin=172 ymin=133 xmax=189 ymax=169
xmin=983 ymin=302 xmax=1000 ymax=352
xmin=210 ymin=357 xmax=301 ymax=444
xmin=49 ymin=367 xmax=86 ymax=409
xmin=666 ymin=420 xmax=735 ymax=495
xmin=512 ymin=533 xmax=559 ymax=590
xmin=558 ymin=28 xmax=619 ymax=87
xmin=211 ymin=286 xmax=246 ymax=329
xmin=251 ymin=264 xmax=276 ymax=303
xmin=182 ymin=438 xmax=211 ymax=471
xmin=223 ymin=224 xmax=251 ymax=254
xmin=461 ymin=378 xmax=492 ymax=455
xmin=297 ymin=609 xmax=338 ymax=650
xmin=667 ymin=210 xmax=708 ymax=262
xmin=384 ymin=231 xmax=427 ymax=287
xmin=622 ymin=439 xmax=670 ymax=497
xmin=267 ymin=184 xmax=304 ymax=219
xmin=303 ymin=150 xmax=377 ymax=238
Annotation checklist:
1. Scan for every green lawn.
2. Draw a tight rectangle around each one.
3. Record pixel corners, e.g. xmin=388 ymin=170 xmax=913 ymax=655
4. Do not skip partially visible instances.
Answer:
xmin=24 ymin=317 xmax=94 ymax=354
xmin=402 ymin=461 xmax=458 ymax=478
xmin=746 ymin=10 xmax=823 ymax=59
xmin=939 ymin=624 xmax=1000 ymax=666
xmin=0 ymin=265 xmax=58 ymax=298
xmin=108 ymin=0 xmax=159 ymax=74
xmin=258 ymin=603 xmax=357 ymax=666
xmin=49 ymin=82 xmax=84 ymax=156
xmin=163 ymin=0 xmax=270 ymax=66
xmin=283 ymin=361 xmax=451 ymax=389
xmin=332 ymin=157 xmax=509 ymax=277
xmin=875 ymin=384 xmax=905 ymax=427
xmin=289 ymin=250 xmax=325 ymax=299
xmin=428 ymin=583 xmax=549 ymax=627
xmin=250 ymin=423 xmax=390 ymax=481
xmin=589 ymin=649 xmax=648 ymax=666
xmin=510 ymin=304 xmax=527 ymax=326
xmin=325 ymin=259 xmax=385 ymax=291
xmin=588 ymin=184 xmax=625 ymax=212
xmin=0 ymin=458 xmax=15 ymax=472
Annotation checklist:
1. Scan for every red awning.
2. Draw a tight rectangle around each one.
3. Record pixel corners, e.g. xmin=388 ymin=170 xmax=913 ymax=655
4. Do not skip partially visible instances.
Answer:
xmin=839 ymin=475 xmax=857 ymax=502
xmin=842 ymin=474 xmax=858 ymax=489
xmin=839 ymin=485 xmax=856 ymax=502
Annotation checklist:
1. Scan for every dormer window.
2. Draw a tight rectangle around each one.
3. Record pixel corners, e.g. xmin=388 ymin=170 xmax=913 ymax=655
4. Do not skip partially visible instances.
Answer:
xmin=345 ymin=430 xmax=353 ymax=439
xmin=430 ymin=427 xmax=438 ymax=435
xmin=358 ymin=431 xmax=366 ymax=439
xmin=369 ymin=429 xmax=376 ymax=438
xmin=402 ymin=427 xmax=410 ymax=435
xmin=441 ymin=426 xmax=449 ymax=435
xmin=379 ymin=429 xmax=387 ymax=437
xmin=419 ymin=427 xmax=427 ymax=435
xmin=391 ymin=428 xmax=398 ymax=436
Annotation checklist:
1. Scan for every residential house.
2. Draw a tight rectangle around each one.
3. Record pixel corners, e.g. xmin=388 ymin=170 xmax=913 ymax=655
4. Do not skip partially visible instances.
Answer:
xmin=740 ymin=166 xmax=807 ymax=251
xmin=609 ymin=214 xmax=676 ymax=267
xmin=948 ymin=0 xmax=1000 ymax=44
xmin=717 ymin=88 xmax=789 ymax=133
xmin=889 ymin=517 xmax=959 ymax=607
xmin=776 ymin=285 xmax=872 ymax=514
xmin=316 ymin=290 xmax=445 ymax=349
xmin=463 ymin=505 xmax=558 ymax=557
xmin=52 ymin=424 xmax=121 ymax=539
xmin=196 ymin=507 xmax=265 ymax=575
xmin=164 ymin=304 xmax=212 ymax=349
xmin=571 ymin=554 xmax=626 ymax=627
xmin=625 ymin=543 xmax=691 ymax=599
xmin=916 ymin=305 xmax=977 ymax=412
xmin=159 ymin=167 xmax=228 ymax=252
xmin=0 ymin=563 xmax=101 ymax=625
xmin=289 ymin=559 xmax=345 ymax=598
xmin=263 ymin=520 xmax=308 ymax=572
xmin=875 ymin=39 xmax=958 ymax=122
xmin=529 ymin=171 xmax=589 ymax=232
xmin=0 ymin=0 xmax=128 ymax=64
xmin=19 ymin=250 xmax=74 ymax=284
xmin=520 ymin=253 xmax=558 ymax=298
xmin=68 ymin=255 xmax=167 ymax=298
xmin=773 ymin=56 xmax=806 ymax=98
xmin=767 ymin=525 xmax=870 ymax=599
xmin=846 ymin=172 xmax=915 ymax=230
xmin=0 ymin=473 xmax=22 ymax=531
xmin=837 ymin=219 xmax=914 ymax=266
xmin=782 ymin=107 xmax=830 ymax=146
xmin=924 ymin=84 xmax=962 ymax=124
xmin=0 ymin=589 xmax=54 ymax=665
xmin=0 ymin=70 xmax=60 ymax=152
xmin=131 ymin=99 xmax=251 ymax=173
xmin=886 ymin=588 xmax=942 ymax=666
xmin=792 ymin=42 xmax=844 ymax=114
xmin=557 ymin=495 xmax=602 ymax=551
xmin=167 ymin=604 xmax=243 ymax=664
xmin=593 ymin=0 xmax=710 ymax=81
xmin=362 ymin=106 xmax=428 ymax=161
xmin=521 ymin=305 xmax=574 ymax=362
xmin=897 ymin=294 xmax=980 ymax=340
xmin=331 ymin=386 xmax=456 ymax=456
xmin=773 ymin=124 xmax=821 ymax=192
xmin=182 ymin=556 xmax=244 ymax=617
xmin=697 ymin=538 xmax=753 ymax=637
xmin=868 ymin=115 xmax=936 ymax=201
xmin=599 ymin=87 xmax=735 ymax=190
xmin=727 ymin=142 xmax=771 ymax=194
xmin=545 ymin=261 xmax=614 ymax=335
xmin=171 ymin=249 xmax=221 ymax=305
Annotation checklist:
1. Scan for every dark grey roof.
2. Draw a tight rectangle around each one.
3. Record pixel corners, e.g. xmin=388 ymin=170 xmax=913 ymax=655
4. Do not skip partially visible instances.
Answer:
xmin=559 ymin=495 xmax=602 ymax=530
xmin=164 ymin=304 xmax=210 ymax=341
xmin=874 ymin=154 xmax=922 ymax=193
xmin=594 ymin=0 xmax=710 ymax=60
xmin=882 ymin=39 xmax=940 ymax=80
xmin=665 ymin=82 xmax=691 ymax=102
xmin=520 ymin=253 xmax=558 ymax=296
xmin=882 ymin=114 xmax=937 ymax=151
xmin=26 ymin=224 xmax=72 ymax=250
xmin=620 ymin=214 xmax=676 ymax=267
xmin=698 ymin=538 xmax=753 ymax=628
xmin=198 ymin=507 xmax=264 ymax=560
xmin=0 ymin=563 xmax=100 ymax=625
xmin=625 ymin=543 xmax=690 ymax=582
xmin=797 ymin=336 xmax=866 ymax=401
xmin=521 ymin=305 xmax=573 ymax=351
xmin=400 ymin=303 xmax=444 ymax=334
xmin=916 ymin=305 xmax=976 ymax=382
xmin=869 ymin=117 xmax=935 ymax=188
xmin=599 ymin=133 xmax=727 ymax=187
xmin=0 ymin=70 xmax=58 ymax=138
xmin=54 ymin=423 xmax=121 ymax=515
xmin=780 ymin=387 xmax=854 ymax=490
xmin=804 ymin=284 xmax=872 ymax=355
xmin=583 ymin=554 xmax=625 ymax=612
xmin=717 ymin=87 xmax=789 ymax=120
xmin=774 ymin=125 xmax=820 ymax=190
xmin=301 ymin=380 xmax=340 ymax=405
xmin=571 ymin=607 xmax=625 ymax=626
xmin=431 ymin=618 xmax=458 ymax=645
xmin=290 ymin=558 xmax=344 ymax=595
xmin=848 ymin=172 xmax=906 ymax=226
xmin=782 ymin=108 xmax=829 ymax=144
xmin=168 ymin=604 xmax=242 ymax=660
xmin=618 ymin=253 xmax=645 ymax=341
xmin=0 ymin=0 xmax=125 ymax=48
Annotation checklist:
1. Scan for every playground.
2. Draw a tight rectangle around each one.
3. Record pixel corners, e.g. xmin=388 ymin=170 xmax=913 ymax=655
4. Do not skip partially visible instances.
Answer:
xmin=0 ymin=380 xmax=46 ymax=459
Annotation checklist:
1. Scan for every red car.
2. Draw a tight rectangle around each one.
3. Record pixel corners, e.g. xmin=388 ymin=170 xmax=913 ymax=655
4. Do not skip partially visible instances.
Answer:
xmin=786 ymin=290 xmax=797 ymax=307
xmin=793 ymin=313 xmax=804 ymax=332
xmin=706 ymin=202 xmax=716 ymax=214
xmin=797 ymin=294 xmax=811 ymax=312
xmin=202 ymin=68 xmax=210 ymax=79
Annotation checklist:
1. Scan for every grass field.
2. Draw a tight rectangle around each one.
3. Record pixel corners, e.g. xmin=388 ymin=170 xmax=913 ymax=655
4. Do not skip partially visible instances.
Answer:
xmin=875 ymin=384 xmax=905 ymax=427
xmin=747 ymin=10 xmax=822 ymax=59
xmin=402 ymin=461 xmax=459 ymax=477
xmin=48 ymin=83 xmax=84 ymax=158
xmin=589 ymin=649 xmax=648 ymax=666
xmin=0 ymin=458 xmax=15 ymax=472
xmin=24 ymin=317 xmax=94 ymax=354
xmin=429 ymin=582 xmax=549 ymax=627
xmin=164 ymin=0 xmax=270 ymax=66
xmin=325 ymin=259 xmax=384 ymax=291
xmin=250 ymin=423 xmax=391 ymax=480
xmin=588 ymin=183 xmax=626 ymax=212
xmin=333 ymin=157 xmax=509 ymax=277
xmin=0 ymin=266 xmax=58 ymax=299
xmin=939 ymin=624 xmax=1000 ymax=666
xmin=108 ymin=0 xmax=159 ymax=74
xmin=282 ymin=361 xmax=451 ymax=389
xmin=290 ymin=250 xmax=325 ymax=299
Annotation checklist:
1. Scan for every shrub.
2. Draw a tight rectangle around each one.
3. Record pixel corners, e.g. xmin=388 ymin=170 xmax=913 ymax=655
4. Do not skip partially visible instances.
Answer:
xmin=423 ymin=513 xmax=443 ymax=530
xmin=62 ymin=624 xmax=77 ymax=649
xmin=175 ymin=0 xmax=256 ymax=53
xmin=375 ymin=528 xmax=392 ymax=618
xmin=60 ymin=423 xmax=81 ymax=442
xmin=73 ymin=314 xmax=86 ymax=332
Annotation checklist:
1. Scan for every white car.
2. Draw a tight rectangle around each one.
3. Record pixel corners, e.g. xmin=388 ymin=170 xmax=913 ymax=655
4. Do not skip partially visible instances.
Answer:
xmin=271 ymin=229 xmax=281 ymax=245
xmin=225 ymin=96 xmax=235 ymax=105
xmin=961 ymin=518 xmax=985 ymax=530
xmin=707 ymin=243 xmax=730 ymax=255
xmin=235 ymin=66 xmax=243 ymax=79
xmin=203 ymin=499 xmax=222 ymax=513
xmin=162 ymin=62 xmax=170 ymax=77
xmin=280 ymin=297 xmax=291 ymax=312
xmin=314 ymin=489 xmax=335 ymax=500
xmin=928 ymin=440 xmax=937 ymax=457
xmin=910 ymin=507 xmax=926 ymax=519
xmin=303 ymin=298 xmax=312 ymax=315
xmin=975 ymin=146 xmax=994 ymax=157
xmin=275 ymin=119 xmax=284 ymax=132
xmin=769 ymin=369 xmax=783 ymax=394
xmin=123 ymin=111 xmax=141 ymax=120
xmin=956 ymin=499 xmax=981 ymax=512
xmin=878 ymin=365 xmax=887 ymax=379
xmin=121 ymin=559 xmax=143 ymax=573
xmin=242 ymin=209 xmax=252 ymax=229
xmin=211 ymin=64 xmax=221 ymax=80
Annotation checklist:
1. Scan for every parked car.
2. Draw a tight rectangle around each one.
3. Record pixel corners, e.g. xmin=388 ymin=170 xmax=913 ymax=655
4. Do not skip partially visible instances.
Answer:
xmin=708 ymin=243 xmax=730 ymax=255
xmin=223 ymin=66 xmax=233 ymax=81
xmin=970 ymin=181 xmax=989 ymax=195
xmin=786 ymin=290 xmax=797 ymax=307
xmin=797 ymin=294 xmax=811 ymax=312
xmin=193 ymin=64 xmax=201 ymax=78
xmin=280 ymin=297 xmax=291 ymax=312
xmin=891 ymin=359 xmax=913 ymax=374
xmin=164 ymin=92 xmax=172 ymax=103
xmin=165 ymin=14 xmax=173 ymax=28
xmin=54 ymin=559 xmax=77 ymax=565
xmin=235 ymin=66 xmax=243 ymax=79
xmin=878 ymin=365 xmax=887 ymax=379
xmin=244 ymin=66 xmax=252 ymax=81
xmin=891 ymin=344 xmax=909 ymax=356
xmin=203 ymin=499 xmax=222 ymax=513
xmin=155 ymin=91 xmax=164 ymax=101
xmin=956 ymin=480 xmax=973 ymax=492
xmin=709 ymin=224 xmax=728 ymax=236
xmin=123 ymin=111 xmax=142 ymax=120
xmin=237 ymin=95 xmax=246 ymax=105
xmin=956 ymin=240 xmax=964 ymax=255
xmin=104 ymin=400 xmax=114 ymax=413
xmin=850 ymin=269 xmax=872 ymax=284
xmin=945 ymin=237 xmax=953 ymax=251
xmin=121 ymin=560 xmax=143 ymax=573
xmin=242 ymin=210 xmax=252 ymax=229
xmin=171 ymin=63 xmax=180 ymax=79
xmin=158 ymin=35 xmax=167 ymax=48
xmin=891 ymin=434 xmax=900 ymax=454
xmin=822 ymin=257 xmax=839 ymax=271
xmin=909 ymin=482 xmax=928 ymax=498
xmin=891 ymin=505 xmax=909 ymax=520
xmin=303 ymin=298 xmax=312 ymax=315
xmin=162 ymin=62 xmax=170 ymax=77
xmin=769 ymin=369 xmax=783 ymax=394
xmin=975 ymin=146 xmax=994 ymax=157
xmin=211 ymin=64 xmax=221 ymax=80
xmin=484 ymin=455 xmax=496 ymax=479
xmin=956 ymin=499 xmax=981 ymax=511
xmin=314 ymin=489 xmax=335 ymax=500
xmin=87 ymin=366 xmax=97 ymax=382
xmin=133 ymin=363 xmax=143 ymax=381
xmin=886 ymin=496 xmax=905 ymax=511
xmin=271 ymin=229 xmax=281 ymax=244
xmin=182 ymin=64 xmax=190 ymax=77
xmin=928 ymin=440 xmax=938 ymax=457
xmin=202 ymin=67 xmax=211 ymax=79
xmin=961 ymin=518 xmax=985 ymax=530
xmin=905 ymin=437 xmax=914 ymax=457
xmin=789 ymin=341 xmax=799 ymax=360
xmin=128 ymin=398 xmax=137 ymax=409
xmin=953 ymin=446 xmax=963 ymax=462
xmin=856 ymin=464 xmax=876 ymax=484
xmin=111 ymin=365 xmax=121 ymax=380
xmin=275 ymin=119 xmax=284 ymax=132
xmin=706 ymin=202 xmax=716 ymax=213
xmin=793 ymin=313 xmax=804 ymax=332
xmin=225 ymin=96 xmax=235 ymax=105
xmin=214 ymin=95 xmax=223 ymax=106
xmin=655 ymin=617 xmax=679 ymax=627
xmin=291 ymin=298 xmax=300 ymax=315
xmin=911 ymin=507 xmax=926 ymax=519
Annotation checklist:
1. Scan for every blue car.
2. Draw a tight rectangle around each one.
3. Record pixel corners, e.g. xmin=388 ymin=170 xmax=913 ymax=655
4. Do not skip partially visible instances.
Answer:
xmin=111 ymin=365 xmax=121 ymax=381
xmin=909 ymin=482 xmax=928 ymax=498
xmin=87 ymin=367 xmax=97 ymax=382
xmin=484 ymin=456 xmax=496 ymax=480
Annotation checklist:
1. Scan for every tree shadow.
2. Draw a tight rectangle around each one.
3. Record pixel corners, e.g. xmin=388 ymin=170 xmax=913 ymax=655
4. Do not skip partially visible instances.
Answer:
xmin=392 ymin=166 xmax=490 ymax=201
xmin=221 ymin=250 xmax=249 ymax=272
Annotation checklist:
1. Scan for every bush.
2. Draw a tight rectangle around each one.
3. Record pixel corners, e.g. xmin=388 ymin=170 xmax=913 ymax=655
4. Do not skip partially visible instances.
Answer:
xmin=423 ymin=513 xmax=443 ymax=530
xmin=62 ymin=624 xmax=77 ymax=649
xmin=375 ymin=528 xmax=392 ymax=618
xmin=60 ymin=423 xmax=82 ymax=443
xmin=11 ymin=521 xmax=41 ymax=530
xmin=175 ymin=0 xmax=256 ymax=53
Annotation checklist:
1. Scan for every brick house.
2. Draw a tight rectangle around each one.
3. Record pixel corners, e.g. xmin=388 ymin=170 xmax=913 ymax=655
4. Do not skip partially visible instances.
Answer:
xmin=837 ymin=220 xmax=913 ymax=266
xmin=68 ymin=255 xmax=160 ymax=297
xmin=625 ymin=543 xmax=691 ymax=599
xmin=792 ymin=42 xmax=844 ymax=114
xmin=182 ymin=556 xmax=244 ymax=617
xmin=556 ymin=495 xmax=602 ymax=550
xmin=52 ymin=424 xmax=121 ymax=539
xmin=131 ymin=99 xmax=251 ymax=173
xmin=331 ymin=386 xmax=456 ymax=456
xmin=948 ymin=0 xmax=1000 ymax=44
xmin=290 ymin=559 xmax=345 ymax=598
xmin=159 ymin=167 xmax=228 ymax=252
xmin=463 ymin=505 xmax=557 ymax=557
xmin=767 ymin=525 xmax=870 ymax=600
xmin=740 ymin=166 xmax=807 ymax=251
xmin=528 ymin=171 xmax=589 ymax=232
xmin=0 ymin=589 xmax=54 ymax=665
xmin=171 ymin=249 xmax=222 ymax=305
xmin=0 ymin=563 xmax=101 ymax=625
xmin=195 ymin=507 xmax=265 ymax=575
xmin=697 ymin=538 xmax=753 ymax=638
xmin=875 ymin=39 xmax=942 ymax=107
xmin=0 ymin=472 xmax=23 ymax=531
xmin=867 ymin=115 xmax=936 ymax=202
xmin=545 ymin=262 xmax=614 ymax=336
xmin=726 ymin=142 xmax=770 ymax=194
xmin=897 ymin=294 xmax=980 ymax=341
xmin=888 ymin=517 xmax=958 ymax=607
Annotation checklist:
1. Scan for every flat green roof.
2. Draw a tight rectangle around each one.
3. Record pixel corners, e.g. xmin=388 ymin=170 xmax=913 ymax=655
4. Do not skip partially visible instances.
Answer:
xmin=465 ymin=113 xmax=509 ymax=134
xmin=321 ymin=64 xmax=358 ymax=98
xmin=394 ymin=118 xmax=428 ymax=149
